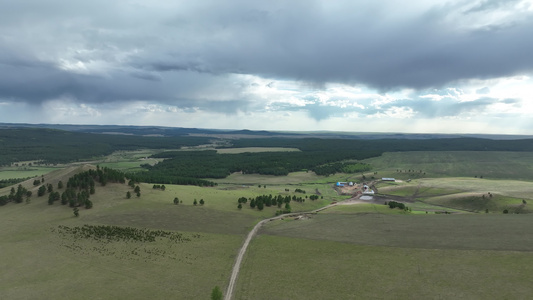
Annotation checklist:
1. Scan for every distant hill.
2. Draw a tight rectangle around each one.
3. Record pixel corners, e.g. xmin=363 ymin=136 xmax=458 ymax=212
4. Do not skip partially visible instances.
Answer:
xmin=1 ymin=122 xmax=532 ymax=140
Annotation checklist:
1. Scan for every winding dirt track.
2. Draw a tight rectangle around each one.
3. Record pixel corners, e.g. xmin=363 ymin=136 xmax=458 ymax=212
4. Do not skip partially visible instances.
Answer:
xmin=224 ymin=201 xmax=349 ymax=300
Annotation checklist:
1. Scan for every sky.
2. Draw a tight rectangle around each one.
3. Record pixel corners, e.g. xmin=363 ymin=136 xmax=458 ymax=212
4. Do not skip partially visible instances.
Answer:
xmin=1 ymin=0 xmax=533 ymax=134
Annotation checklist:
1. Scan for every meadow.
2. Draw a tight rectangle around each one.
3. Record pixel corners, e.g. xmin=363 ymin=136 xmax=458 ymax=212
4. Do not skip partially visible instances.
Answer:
xmin=2 ymin=148 xmax=533 ymax=299
xmin=237 ymin=235 xmax=533 ymax=300
xmin=0 ymin=166 xmax=59 ymax=180
xmin=362 ymin=151 xmax=533 ymax=180
xmin=0 ymin=163 xmax=343 ymax=299
xmin=233 ymin=202 xmax=533 ymax=299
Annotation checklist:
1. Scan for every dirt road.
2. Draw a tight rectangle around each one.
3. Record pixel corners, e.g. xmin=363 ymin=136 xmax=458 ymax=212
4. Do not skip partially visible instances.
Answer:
xmin=224 ymin=200 xmax=350 ymax=300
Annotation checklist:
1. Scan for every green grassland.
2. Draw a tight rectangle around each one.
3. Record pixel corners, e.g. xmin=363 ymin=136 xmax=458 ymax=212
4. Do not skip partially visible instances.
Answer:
xmin=0 ymin=165 xmax=345 ymax=299
xmin=374 ymin=176 xmax=533 ymax=214
xmin=363 ymin=151 xmax=533 ymax=180
xmin=0 ymin=166 xmax=60 ymax=180
xmin=3 ymin=148 xmax=533 ymax=299
xmin=0 ymin=180 xmax=244 ymax=299
xmin=236 ymin=208 xmax=533 ymax=299
xmin=261 ymin=211 xmax=533 ymax=251
xmin=236 ymin=235 xmax=533 ymax=300
xmin=216 ymin=147 xmax=301 ymax=154
xmin=423 ymin=193 xmax=530 ymax=214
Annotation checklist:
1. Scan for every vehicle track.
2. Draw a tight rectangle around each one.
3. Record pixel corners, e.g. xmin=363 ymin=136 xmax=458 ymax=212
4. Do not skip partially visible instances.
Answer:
xmin=224 ymin=199 xmax=356 ymax=299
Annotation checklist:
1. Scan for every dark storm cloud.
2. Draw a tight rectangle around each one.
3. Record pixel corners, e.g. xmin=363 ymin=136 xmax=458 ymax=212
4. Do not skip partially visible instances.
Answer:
xmin=131 ymin=0 xmax=533 ymax=90
xmin=0 ymin=63 xmax=171 ymax=103
xmin=0 ymin=0 xmax=531 ymax=107
xmin=0 ymin=58 xmax=250 ymax=114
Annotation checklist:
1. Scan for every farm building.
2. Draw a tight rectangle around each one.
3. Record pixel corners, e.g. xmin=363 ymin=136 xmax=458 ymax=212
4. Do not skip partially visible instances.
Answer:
xmin=362 ymin=184 xmax=375 ymax=195
xmin=336 ymin=182 xmax=347 ymax=187
xmin=382 ymin=178 xmax=395 ymax=182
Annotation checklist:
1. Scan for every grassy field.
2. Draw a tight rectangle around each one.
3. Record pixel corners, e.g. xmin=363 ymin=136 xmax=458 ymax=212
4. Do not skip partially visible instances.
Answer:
xmin=95 ymin=149 xmax=164 ymax=171
xmin=0 ymin=166 xmax=59 ymax=180
xmin=3 ymin=149 xmax=533 ymax=299
xmin=0 ymin=165 xmax=347 ymax=299
xmin=362 ymin=151 xmax=533 ymax=180
xmin=216 ymin=147 xmax=301 ymax=154
xmin=236 ymin=235 xmax=533 ymax=300
xmin=0 ymin=180 xmax=245 ymax=299
xmin=235 ymin=207 xmax=533 ymax=299
xmin=374 ymin=177 xmax=533 ymax=213
xmin=261 ymin=211 xmax=533 ymax=251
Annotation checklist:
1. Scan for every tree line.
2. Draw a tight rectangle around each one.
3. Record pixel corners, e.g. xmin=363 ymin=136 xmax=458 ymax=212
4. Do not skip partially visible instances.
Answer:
xmin=0 ymin=128 xmax=212 ymax=166
xmin=236 ymin=193 xmax=321 ymax=214
xmin=147 ymin=150 xmax=376 ymax=180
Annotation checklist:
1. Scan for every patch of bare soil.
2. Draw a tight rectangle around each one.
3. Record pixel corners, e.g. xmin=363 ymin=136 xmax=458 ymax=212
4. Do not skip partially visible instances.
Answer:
xmin=340 ymin=195 xmax=389 ymax=205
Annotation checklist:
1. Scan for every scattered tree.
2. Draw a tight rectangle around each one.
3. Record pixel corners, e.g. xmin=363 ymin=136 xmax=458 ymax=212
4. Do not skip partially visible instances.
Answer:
xmin=173 ymin=197 xmax=179 ymax=205
xmin=38 ymin=185 xmax=46 ymax=197
xmin=193 ymin=199 xmax=198 ymax=206
xmin=284 ymin=203 xmax=291 ymax=213
xmin=73 ymin=207 xmax=79 ymax=217
xmin=85 ymin=199 xmax=93 ymax=209
xmin=126 ymin=191 xmax=131 ymax=199
xmin=199 ymin=199 xmax=205 ymax=205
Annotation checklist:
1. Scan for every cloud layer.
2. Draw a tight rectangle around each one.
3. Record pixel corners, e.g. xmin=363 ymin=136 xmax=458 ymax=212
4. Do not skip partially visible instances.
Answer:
xmin=0 ymin=0 xmax=532 ymax=133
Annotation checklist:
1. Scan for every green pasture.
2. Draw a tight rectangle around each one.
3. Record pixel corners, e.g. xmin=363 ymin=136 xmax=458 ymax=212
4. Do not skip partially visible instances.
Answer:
xmin=216 ymin=147 xmax=301 ymax=154
xmin=151 ymin=183 xmax=339 ymax=218
xmin=236 ymin=235 xmax=533 ymax=300
xmin=0 ymin=166 xmax=59 ymax=180
xmin=214 ymin=171 xmax=326 ymax=185
xmin=261 ymin=212 xmax=533 ymax=251
xmin=323 ymin=203 xmax=412 ymax=215
xmin=0 ymin=181 xmax=243 ymax=299
xmin=377 ymin=183 xmax=463 ymax=198
xmin=363 ymin=151 xmax=533 ymax=180
xmin=374 ymin=177 xmax=533 ymax=213
xmin=97 ymin=149 xmax=164 ymax=171
xmin=424 ymin=193 xmax=530 ymax=214
xmin=415 ymin=177 xmax=533 ymax=199
xmin=4 ymin=148 xmax=533 ymax=299
xmin=0 ymin=165 xmax=348 ymax=300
